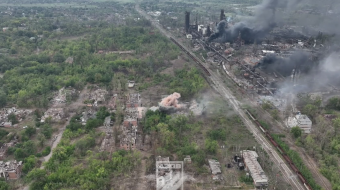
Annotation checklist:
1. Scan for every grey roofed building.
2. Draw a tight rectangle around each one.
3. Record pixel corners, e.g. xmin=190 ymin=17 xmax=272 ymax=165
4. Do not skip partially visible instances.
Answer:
xmin=208 ymin=159 xmax=222 ymax=175
xmin=241 ymin=150 xmax=268 ymax=187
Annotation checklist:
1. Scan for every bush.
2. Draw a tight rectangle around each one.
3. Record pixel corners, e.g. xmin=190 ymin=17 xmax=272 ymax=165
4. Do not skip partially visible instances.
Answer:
xmin=207 ymin=129 xmax=226 ymax=141
xmin=96 ymin=106 xmax=110 ymax=121
xmin=205 ymin=139 xmax=218 ymax=154
xmin=41 ymin=124 xmax=53 ymax=139
xmin=42 ymin=146 xmax=51 ymax=156
xmin=24 ymin=126 xmax=36 ymax=137
xmin=0 ymin=129 xmax=9 ymax=140
xmin=291 ymin=126 xmax=302 ymax=138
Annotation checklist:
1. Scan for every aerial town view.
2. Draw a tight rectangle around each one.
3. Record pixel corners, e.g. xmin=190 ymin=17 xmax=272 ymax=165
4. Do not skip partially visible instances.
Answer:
xmin=0 ymin=0 xmax=340 ymax=190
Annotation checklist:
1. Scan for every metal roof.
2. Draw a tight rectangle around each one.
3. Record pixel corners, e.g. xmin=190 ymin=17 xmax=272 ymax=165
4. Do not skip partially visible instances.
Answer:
xmin=242 ymin=150 xmax=268 ymax=186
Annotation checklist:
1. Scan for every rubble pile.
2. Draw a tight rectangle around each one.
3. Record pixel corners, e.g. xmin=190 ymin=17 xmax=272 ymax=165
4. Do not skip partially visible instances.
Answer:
xmin=51 ymin=87 xmax=77 ymax=105
xmin=88 ymin=88 xmax=108 ymax=106
xmin=100 ymin=117 xmax=114 ymax=152
xmin=41 ymin=108 xmax=65 ymax=123
xmin=0 ymin=107 xmax=32 ymax=125
xmin=80 ymin=109 xmax=97 ymax=125
xmin=0 ymin=160 xmax=22 ymax=180
xmin=126 ymin=93 xmax=141 ymax=108
xmin=0 ymin=139 xmax=18 ymax=160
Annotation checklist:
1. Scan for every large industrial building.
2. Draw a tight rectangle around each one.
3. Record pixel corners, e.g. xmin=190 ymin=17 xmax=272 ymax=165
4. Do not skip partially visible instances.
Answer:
xmin=241 ymin=150 xmax=268 ymax=188
xmin=287 ymin=113 xmax=312 ymax=133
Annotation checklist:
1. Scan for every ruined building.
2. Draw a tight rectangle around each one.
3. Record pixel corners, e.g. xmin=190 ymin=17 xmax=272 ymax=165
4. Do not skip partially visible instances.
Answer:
xmin=242 ymin=150 xmax=268 ymax=188
xmin=287 ymin=113 xmax=312 ymax=133
xmin=0 ymin=160 xmax=22 ymax=180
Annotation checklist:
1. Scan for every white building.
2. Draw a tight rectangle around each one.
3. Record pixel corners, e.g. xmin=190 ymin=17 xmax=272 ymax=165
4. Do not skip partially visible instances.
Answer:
xmin=241 ymin=150 xmax=268 ymax=188
xmin=287 ymin=114 xmax=312 ymax=133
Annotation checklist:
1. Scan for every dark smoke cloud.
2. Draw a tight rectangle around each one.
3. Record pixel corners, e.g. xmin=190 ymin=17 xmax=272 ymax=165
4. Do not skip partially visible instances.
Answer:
xmin=255 ymin=52 xmax=315 ymax=76
xmin=276 ymin=52 xmax=340 ymax=93
xmin=291 ymin=0 xmax=340 ymax=41
xmin=208 ymin=0 xmax=302 ymax=43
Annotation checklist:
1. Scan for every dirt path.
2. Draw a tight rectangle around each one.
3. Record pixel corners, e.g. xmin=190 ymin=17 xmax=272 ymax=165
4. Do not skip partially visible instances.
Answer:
xmin=22 ymin=86 xmax=89 ymax=190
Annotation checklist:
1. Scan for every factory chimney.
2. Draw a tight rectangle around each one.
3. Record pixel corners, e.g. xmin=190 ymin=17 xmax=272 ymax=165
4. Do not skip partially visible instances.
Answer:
xmin=206 ymin=25 xmax=211 ymax=37
xmin=220 ymin=9 xmax=225 ymax=21
xmin=185 ymin=11 xmax=190 ymax=33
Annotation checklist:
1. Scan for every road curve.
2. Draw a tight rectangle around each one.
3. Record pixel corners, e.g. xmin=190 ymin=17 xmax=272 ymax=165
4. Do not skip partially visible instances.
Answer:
xmin=136 ymin=4 xmax=306 ymax=190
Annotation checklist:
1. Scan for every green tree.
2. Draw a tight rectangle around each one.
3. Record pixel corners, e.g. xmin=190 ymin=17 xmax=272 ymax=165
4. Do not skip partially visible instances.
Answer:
xmin=26 ymin=168 xmax=47 ymax=182
xmin=205 ymin=139 xmax=218 ymax=154
xmin=52 ymin=52 xmax=65 ymax=63
xmin=262 ymin=101 xmax=272 ymax=110
xmin=22 ymin=155 xmax=37 ymax=173
xmin=157 ymin=123 xmax=174 ymax=149
xmin=96 ymin=106 xmax=110 ymax=121
xmin=303 ymin=104 xmax=318 ymax=118
xmin=41 ymin=124 xmax=53 ymax=139
xmin=333 ymin=117 xmax=340 ymax=136
xmin=23 ymin=140 xmax=37 ymax=156
xmin=14 ymin=148 xmax=25 ymax=160
xmin=0 ymin=179 xmax=10 ymax=190
xmin=8 ymin=113 xmax=18 ymax=124
xmin=24 ymin=126 xmax=36 ymax=137
xmin=291 ymin=126 xmax=302 ymax=138
xmin=0 ymin=90 xmax=7 ymax=108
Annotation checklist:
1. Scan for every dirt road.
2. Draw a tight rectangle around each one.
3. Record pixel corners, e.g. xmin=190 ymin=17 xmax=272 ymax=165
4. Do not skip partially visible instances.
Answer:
xmin=22 ymin=87 xmax=89 ymax=190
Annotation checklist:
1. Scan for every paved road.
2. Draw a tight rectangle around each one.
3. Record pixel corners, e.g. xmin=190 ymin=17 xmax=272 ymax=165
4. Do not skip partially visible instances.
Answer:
xmin=136 ymin=4 xmax=306 ymax=190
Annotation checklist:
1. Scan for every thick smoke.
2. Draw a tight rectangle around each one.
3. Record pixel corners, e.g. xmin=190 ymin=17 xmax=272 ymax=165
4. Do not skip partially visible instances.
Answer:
xmin=208 ymin=0 xmax=303 ymax=43
xmin=271 ymin=52 xmax=340 ymax=94
xmin=291 ymin=0 xmax=340 ymax=41
xmin=255 ymin=52 xmax=315 ymax=76
xmin=160 ymin=92 xmax=181 ymax=108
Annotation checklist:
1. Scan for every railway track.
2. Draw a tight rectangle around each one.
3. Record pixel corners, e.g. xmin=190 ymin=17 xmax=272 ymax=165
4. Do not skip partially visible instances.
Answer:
xmin=245 ymin=110 xmax=313 ymax=190
xmin=169 ymin=37 xmax=211 ymax=76
xmin=135 ymin=4 xmax=306 ymax=190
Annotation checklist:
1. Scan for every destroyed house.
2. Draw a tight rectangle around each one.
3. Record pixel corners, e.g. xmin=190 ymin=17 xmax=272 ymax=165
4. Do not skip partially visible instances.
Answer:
xmin=126 ymin=93 xmax=141 ymax=108
xmin=41 ymin=108 xmax=65 ymax=122
xmin=0 ymin=160 xmax=22 ymax=180
xmin=108 ymin=94 xmax=117 ymax=110
xmin=208 ymin=159 xmax=222 ymax=180
xmin=0 ymin=140 xmax=17 ymax=160
xmin=120 ymin=125 xmax=137 ymax=151
xmin=242 ymin=150 xmax=268 ymax=187
xmin=123 ymin=108 xmax=138 ymax=127
xmin=287 ymin=114 xmax=312 ymax=133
